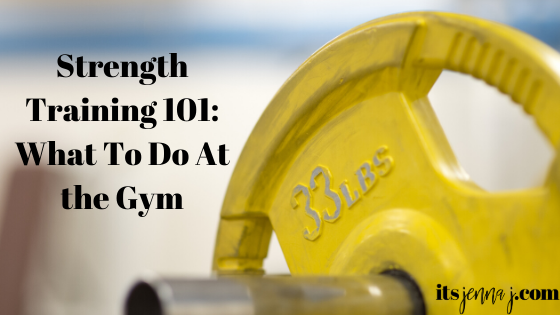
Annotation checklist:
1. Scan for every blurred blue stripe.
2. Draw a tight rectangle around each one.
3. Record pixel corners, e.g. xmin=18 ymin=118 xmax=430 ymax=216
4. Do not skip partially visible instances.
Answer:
xmin=0 ymin=18 xmax=558 ymax=54
xmin=0 ymin=29 xmax=346 ymax=54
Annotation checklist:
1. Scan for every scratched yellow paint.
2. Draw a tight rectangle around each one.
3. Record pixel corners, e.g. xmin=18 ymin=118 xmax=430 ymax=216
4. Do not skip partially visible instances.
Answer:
xmin=213 ymin=12 xmax=560 ymax=314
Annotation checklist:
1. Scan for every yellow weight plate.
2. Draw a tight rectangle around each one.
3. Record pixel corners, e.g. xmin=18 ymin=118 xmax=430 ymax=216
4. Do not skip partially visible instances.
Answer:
xmin=213 ymin=12 xmax=560 ymax=314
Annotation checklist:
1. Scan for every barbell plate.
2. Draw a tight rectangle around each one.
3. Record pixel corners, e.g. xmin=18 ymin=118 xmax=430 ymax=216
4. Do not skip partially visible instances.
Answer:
xmin=214 ymin=12 xmax=560 ymax=315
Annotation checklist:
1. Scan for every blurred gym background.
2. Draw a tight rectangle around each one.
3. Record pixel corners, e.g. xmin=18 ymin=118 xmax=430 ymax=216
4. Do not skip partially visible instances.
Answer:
xmin=0 ymin=0 xmax=557 ymax=314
